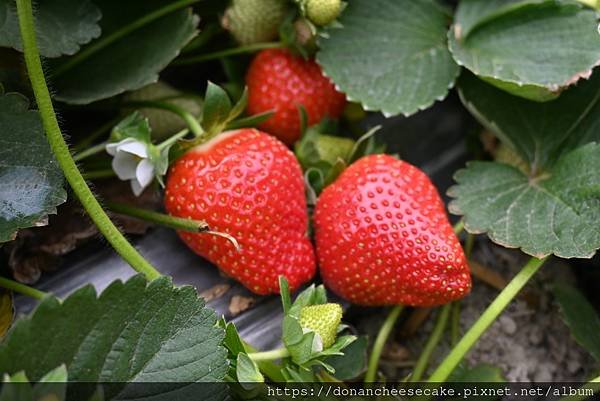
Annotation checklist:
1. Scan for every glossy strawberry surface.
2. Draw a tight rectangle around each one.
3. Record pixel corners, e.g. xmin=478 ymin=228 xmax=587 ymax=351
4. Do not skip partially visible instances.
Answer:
xmin=246 ymin=49 xmax=346 ymax=145
xmin=314 ymin=154 xmax=471 ymax=306
xmin=165 ymin=129 xmax=316 ymax=294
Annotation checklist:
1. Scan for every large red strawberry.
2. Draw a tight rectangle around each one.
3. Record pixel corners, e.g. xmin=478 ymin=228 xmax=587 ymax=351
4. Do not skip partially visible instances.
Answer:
xmin=164 ymin=128 xmax=316 ymax=294
xmin=314 ymin=154 xmax=471 ymax=307
xmin=246 ymin=48 xmax=346 ymax=145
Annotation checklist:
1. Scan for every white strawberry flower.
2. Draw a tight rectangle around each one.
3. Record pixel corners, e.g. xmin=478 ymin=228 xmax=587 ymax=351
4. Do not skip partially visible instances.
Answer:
xmin=106 ymin=138 xmax=155 ymax=196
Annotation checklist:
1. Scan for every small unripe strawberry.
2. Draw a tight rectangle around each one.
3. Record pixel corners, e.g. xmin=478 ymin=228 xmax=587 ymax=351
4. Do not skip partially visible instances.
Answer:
xmin=305 ymin=0 xmax=342 ymax=26
xmin=222 ymin=0 xmax=287 ymax=45
xmin=124 ymin=82 xmax=201 ymax=141
xmin=299 ymin=303 xmax=342 ymax=348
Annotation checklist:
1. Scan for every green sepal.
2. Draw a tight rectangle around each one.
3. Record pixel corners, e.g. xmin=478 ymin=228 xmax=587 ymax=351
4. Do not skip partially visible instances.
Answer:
xmin=110 ymin=112 xmax=152 ymax=144
xmin=201 ymin=82 xmax=233 ymax=135
xmin=218 ymin=318 xmax=246 ymax=358
xmin=236 ymin=353 xmax=264 ymax=390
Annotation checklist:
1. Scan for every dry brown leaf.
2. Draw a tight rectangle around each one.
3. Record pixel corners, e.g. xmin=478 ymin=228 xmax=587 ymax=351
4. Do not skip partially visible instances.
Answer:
xmin=200 ymin=284 xmax=231 ymax=302
xmin=228 ymin=295 xmax=257 ymax=317
xmin=0 ymin=290 xmax=14 ymax=338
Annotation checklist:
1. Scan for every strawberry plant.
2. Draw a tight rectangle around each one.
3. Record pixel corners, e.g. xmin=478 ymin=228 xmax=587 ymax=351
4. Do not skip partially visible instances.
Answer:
xmin=1 ymin=0 xmax=600 ymax=399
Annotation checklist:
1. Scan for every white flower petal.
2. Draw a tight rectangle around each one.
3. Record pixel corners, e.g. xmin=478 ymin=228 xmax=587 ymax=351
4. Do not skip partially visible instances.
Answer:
xmin=311 ymin=333 xmax=324 ymax=353
xmin=112 ymin=152 xmax=139 ymax=180
xmin=136 ymin=159 xmax=155 ymax=188
xmin=118 ymin=140 xmax=148 ymax=158
xmin=105 ymin=142 xmax=119 ymax=156
xmin=130 ymin=179 xmax=145 ymax=197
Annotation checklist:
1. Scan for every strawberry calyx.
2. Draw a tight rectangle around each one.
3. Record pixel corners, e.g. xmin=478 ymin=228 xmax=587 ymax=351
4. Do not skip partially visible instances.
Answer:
xmin=171 ymin=82 xmax=273 ymax=160
xmin=295 ymin=121 xmax=386 ymax=197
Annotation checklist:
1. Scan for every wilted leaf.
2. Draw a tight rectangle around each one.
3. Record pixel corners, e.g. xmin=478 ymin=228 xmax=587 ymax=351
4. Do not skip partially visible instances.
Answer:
xmin=449 ymin=143 xmax=600 ymax=258
xmin=228 ymin=295 xmax=257 ymax=317
xmin=0 ymin=0 xmax=101 ymax=58
xmin=0 ymin=276 xmax=229 ymax=401
xmin=0 ymin=91 xmax=66 ymax=243
xmin=49 ymin=1 xmax=198 ymax=104
xmin=449 ymin=0 xmax=600 ymax=101
xmin=554 ymin=284 xmax=600 ymax=361
xmin=317 ymin=0 xmax=459 ymax=116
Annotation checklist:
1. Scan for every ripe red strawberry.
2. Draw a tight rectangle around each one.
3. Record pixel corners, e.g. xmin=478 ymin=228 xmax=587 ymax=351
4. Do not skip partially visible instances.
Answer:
xmin=314 ymin=154 xmax=471 ymax=307
xmin=246 ymin=49 xmax=346 ymax=145
xmin=164 ymin=128 xmax=316 ymax=295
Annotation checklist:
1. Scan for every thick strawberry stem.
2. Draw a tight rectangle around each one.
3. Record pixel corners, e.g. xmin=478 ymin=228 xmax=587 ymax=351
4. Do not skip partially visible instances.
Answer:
xmin=365 ymin=305 xmax=405 ymax=383
xmin=174 ymin=42 xmax=284 ymax=66
xmin=427 ymin=256 xmax=548 ymax=383
xmin=16 ymin=0 xmax=162 ymax=282
xmin=409 ymin=304 xmax=451 ymax=382
xmin=0 ymin=277 xmax=47 ymax=300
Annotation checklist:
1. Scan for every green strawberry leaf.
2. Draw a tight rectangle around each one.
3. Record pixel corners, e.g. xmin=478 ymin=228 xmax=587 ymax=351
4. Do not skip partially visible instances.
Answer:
xmin=225 ymin=111 xmax=274 ymax=131
xmin=324 ymin=335 xmax=368 ymax=380
xmin=449 ymin=143 xmax=600 ymax=258
xmin=449 ymin=0 xmax=600 ymax=101
xmin=0 ymin=90 xmax=66 ymax=243
xmin=0 ymin=365 xmax=67 ymax=401
xmin=317 ymin=0 xmax=459 ymax=116
xmin=458 ymin=71 xmax=600 ymax=171
xmin=49 ymin=1 xmax=198 ymax=104
xmin=0 ymin=0 xmax=101 ymax=58
xmin=554 ymin=284 xmax=600 ymax=361
xmin=0 ymin=276 xmax=229 ymax=401
xmin=236 ymin=353 xmax=264 ymax=390
xmin=202 ymin=81 xmax=233 ymax=134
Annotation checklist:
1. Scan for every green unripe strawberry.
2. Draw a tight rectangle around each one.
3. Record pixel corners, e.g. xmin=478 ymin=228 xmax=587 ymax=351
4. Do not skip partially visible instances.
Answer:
xmin=123 ymin=82 xmax=202 ymax=141
xmin=299 ymin=303 xmax=342 ymax=348
xmin=305 ymin=0 xmax=342 ymax=26
xmin=222 ymin=0 xmax=287 ymax=45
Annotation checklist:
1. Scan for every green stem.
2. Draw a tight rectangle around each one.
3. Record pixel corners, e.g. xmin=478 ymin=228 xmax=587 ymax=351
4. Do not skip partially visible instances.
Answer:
xmin=105 ymin=201 xmax=209 ymax=232
xmin=410 ymin=304 xmax=451 ymax=382
xmin=123 ymin=100 xmax=203 ymax=137
xmin=16 ymin=0 xmax=161 ymax=282
xmin=157 ymin=128 xmax=189 ymax=150
xmin=247 ymin=348 xmax=290 ymax=362
xmin=82 ymin=169 xmax=115 ymax=179
xmin=427 ymin=256 xmax=547 ymax=382
xmin=0 ymin=277 xmax=47 ymax=300
xmin=559 ymin=375 xmax=600 ymax=401
xmin=242 ymin=341 xmax=286 ymax=382
xmin=73 ymin=141 xmax=107 ymax=162
xmin=51 ymin=0 xmax=201 ymax=77
xmin=453 ymin=220 xmax=464 ymax=235
xmin=365 ymin=305 xmax=405 ymax=383
xmin=464 ymin=233 xmax=475 ymax=257
xmin=174 ymin=42 xmax=284 ymax=66
xmin=450 ymin=302 xmax=461 ymax=346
